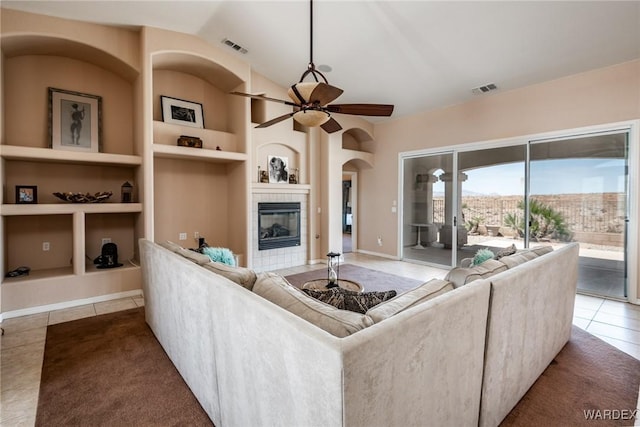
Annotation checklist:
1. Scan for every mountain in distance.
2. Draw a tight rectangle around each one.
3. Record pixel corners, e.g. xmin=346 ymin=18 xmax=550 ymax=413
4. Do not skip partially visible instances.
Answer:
xmin=433 ymin=189 xmax=500 ymax=197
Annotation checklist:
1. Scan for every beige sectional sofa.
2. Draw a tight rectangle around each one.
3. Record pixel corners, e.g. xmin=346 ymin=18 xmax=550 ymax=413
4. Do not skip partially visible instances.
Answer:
xmin=139 ymin=239 xmax=579 ymax=427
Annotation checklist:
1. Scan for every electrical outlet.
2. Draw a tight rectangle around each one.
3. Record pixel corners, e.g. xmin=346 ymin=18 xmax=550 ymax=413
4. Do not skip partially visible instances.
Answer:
xmin=101 ymin=238 xmax=111 ymax=246
xmin=42 ymin=242 xmax=50 ymax=251
xmin=194 ymin=231 xmax=200 ymax=241
xmin=179 ymin=232 xmax=187 ymax=241
xmin=377 ymin=236 xmax=383 ymax=246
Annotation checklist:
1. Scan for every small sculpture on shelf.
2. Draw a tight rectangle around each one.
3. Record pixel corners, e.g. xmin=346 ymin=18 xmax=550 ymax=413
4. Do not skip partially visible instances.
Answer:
xmin=289 ymin=168 xmax=299 ymax=184
xmin=177 ymin=135 xmax=203 ymax=148
xmin=53 ymin=191 xmax=112 ymax=203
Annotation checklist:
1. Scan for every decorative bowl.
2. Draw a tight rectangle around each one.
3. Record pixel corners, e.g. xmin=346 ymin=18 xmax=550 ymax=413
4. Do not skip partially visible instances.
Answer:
xmin=53 ymin=191 xmax=113 ymax=203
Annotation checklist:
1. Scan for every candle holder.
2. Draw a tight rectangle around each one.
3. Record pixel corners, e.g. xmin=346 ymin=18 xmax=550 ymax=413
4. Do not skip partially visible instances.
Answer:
xmin=121 ymin=181 xmax=133 ymax=203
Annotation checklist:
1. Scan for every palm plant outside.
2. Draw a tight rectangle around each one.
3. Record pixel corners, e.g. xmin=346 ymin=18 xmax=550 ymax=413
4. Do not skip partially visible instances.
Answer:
xmin=504 ymin=199 xmax=572 ymax=242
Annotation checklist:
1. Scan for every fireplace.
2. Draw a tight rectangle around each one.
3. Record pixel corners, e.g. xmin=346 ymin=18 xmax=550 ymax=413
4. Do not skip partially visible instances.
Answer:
xmin=258 ymin=202 xmax=301 ymax=250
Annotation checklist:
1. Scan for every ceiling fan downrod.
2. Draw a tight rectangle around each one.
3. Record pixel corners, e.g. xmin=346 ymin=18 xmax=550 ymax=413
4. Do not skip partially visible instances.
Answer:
xmin=299 ymin=0 xmax=328 ymax=84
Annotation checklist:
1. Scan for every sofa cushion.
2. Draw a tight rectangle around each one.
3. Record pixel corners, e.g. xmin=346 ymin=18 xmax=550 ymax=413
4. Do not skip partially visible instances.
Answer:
xmin=494 ymin=243 xmax=517 ymax=260
xmin=499 ymin=245 xmax=553 ymax=269
xmin=366 ymin=278 xmax=454 ymax=323
xmin=302 ymin=288 xmax=397 ymax=314
xmin=253 ymin=272 xmax=373 ymax=337
xmin=201 ymin=261 xmax=257 ymax=290
xmin=445 ymin=259 xmax=508 ymax=288
xmin=160 ymin=241 xmax=211 ymax=265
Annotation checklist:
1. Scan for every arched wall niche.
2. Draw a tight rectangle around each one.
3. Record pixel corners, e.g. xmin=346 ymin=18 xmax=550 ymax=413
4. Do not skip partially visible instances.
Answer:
xmin=152 ymin=51 xmax=243 ymax=92
xmin=151 ymin=51 xmax=247 ymax=135
xmin=342 ymin=157 xmax=373 ymax=170
xmin=2 ymin=36 xmax=136 ymax=154
xmin=2 ymin=34 xmax=139 ymax=82
xmin=256 ymin=141 xmax=302 ymax=182
xmin=342 ymin=127 xmax=375 ymax=153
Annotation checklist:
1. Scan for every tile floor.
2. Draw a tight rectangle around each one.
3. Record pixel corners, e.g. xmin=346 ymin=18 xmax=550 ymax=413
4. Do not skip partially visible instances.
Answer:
xmin=1 ymin=253 xmax=639 ymax=426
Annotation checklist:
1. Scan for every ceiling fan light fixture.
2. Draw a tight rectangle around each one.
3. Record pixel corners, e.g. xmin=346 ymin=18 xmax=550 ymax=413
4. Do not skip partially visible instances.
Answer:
xmin=288 ymin=82 xmax=321 ymax=104
xmin=293 ymin=109 xmax=330 ymax=127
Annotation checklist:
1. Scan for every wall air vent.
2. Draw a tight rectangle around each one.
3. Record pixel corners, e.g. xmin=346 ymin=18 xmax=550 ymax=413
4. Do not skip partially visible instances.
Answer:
xmin=472 ymin=83 xmax=498 ymax=95
xmin=221 ymin=38 xmax=248 ymax=54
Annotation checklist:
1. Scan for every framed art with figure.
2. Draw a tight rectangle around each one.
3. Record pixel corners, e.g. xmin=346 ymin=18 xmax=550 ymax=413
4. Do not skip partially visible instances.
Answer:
xmin=268 ymin=155 xmax=289 ymax=183
xmin=49 ymin=87 xmax=102 ymax=152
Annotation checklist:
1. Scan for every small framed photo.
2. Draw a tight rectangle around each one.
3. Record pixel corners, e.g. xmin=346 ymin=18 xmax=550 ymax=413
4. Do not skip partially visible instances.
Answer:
xmin=49 ymin=87 xmax=102 ymax=152
xmin=16 ymin=185 xmax=38 ymax=204
xmin=268 ymin=155 xmax=289 ymax=183
xmin=160 ymin=95 xmax=204 ymax=128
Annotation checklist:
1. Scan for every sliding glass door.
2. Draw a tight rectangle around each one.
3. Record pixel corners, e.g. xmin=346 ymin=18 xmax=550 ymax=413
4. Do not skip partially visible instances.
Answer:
xmin=401 ymin=128 xmax=631 ymax=300
xmin=457 ymin=145 xmax=527 ymax=262
xmin=402 ymin=152 xmax=457 ymax=266
xmin=529 ymin=131 xmax=629 ymax=298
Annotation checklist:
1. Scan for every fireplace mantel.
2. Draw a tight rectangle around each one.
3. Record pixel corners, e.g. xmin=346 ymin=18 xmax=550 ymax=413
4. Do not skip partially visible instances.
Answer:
xmin=252 ymin=183 xmax=310 ymax=194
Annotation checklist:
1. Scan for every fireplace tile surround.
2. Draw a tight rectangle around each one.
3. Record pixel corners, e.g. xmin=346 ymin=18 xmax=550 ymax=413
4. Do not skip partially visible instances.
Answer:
xmin=252 ymin=192 xmax=308 ymax=272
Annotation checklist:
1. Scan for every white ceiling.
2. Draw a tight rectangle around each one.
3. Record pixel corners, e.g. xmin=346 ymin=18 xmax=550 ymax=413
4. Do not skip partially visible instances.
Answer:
xmin=3 ymin=1 xmax=640 ymax=122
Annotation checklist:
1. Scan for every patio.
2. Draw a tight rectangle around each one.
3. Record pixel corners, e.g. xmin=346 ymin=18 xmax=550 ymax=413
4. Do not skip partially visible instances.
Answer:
xmin=403 ymin=235 xmax=626 ymax=299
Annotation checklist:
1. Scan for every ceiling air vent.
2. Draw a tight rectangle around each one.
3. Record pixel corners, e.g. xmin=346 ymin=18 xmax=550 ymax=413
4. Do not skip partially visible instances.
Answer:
xmin=222 ymin=38 xmax=248 ymax=54
xmin=472 ymin=83 xmax=498 ymax=95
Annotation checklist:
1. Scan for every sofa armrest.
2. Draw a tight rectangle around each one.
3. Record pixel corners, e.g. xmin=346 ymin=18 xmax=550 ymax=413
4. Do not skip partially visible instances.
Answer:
xmin=479 ymin=242 xmax=579 ymax=427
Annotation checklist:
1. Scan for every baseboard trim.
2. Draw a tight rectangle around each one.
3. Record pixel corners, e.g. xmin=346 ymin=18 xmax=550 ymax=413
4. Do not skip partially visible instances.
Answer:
xmin=0 ymin=289 xmax=143 ymax=320
xmin=355 ymin=249 xmax=401 ymax=260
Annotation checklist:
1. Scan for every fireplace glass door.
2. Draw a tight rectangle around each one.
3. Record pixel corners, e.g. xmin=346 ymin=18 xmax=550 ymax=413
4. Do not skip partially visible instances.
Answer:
xmin=258 ymin=202 xmax=301 ymax=250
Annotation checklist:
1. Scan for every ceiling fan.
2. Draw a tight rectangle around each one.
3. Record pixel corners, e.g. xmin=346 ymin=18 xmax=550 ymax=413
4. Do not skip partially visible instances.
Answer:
xmin=231 ymin=0 xmax=394 ymax=134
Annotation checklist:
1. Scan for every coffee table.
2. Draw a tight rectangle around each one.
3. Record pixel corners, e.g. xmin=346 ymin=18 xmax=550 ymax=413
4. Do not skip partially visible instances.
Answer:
xmin=302 ymin=278 xmax=363 ymax=293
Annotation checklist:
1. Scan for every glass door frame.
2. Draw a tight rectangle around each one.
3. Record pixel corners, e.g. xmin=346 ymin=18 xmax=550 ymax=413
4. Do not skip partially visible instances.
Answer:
xmin=398 ymin=149 xmax=460 ymax=268
xmin=398 ymin=120 xmax=639 ymax=305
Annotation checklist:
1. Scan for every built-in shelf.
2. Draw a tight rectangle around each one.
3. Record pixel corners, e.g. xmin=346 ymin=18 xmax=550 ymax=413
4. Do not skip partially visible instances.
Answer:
xmin=85 ymin=263 xmax=140 ymax=275
xmin=0 ymin=145 xmax=141 ymax=166
xmin=153 ymin=144 xmax=247 ymax=163
xmin=153 ymin=120 xmax=238 ymax=152
xmin=1 ymin=203 xmax=143 ymax=216
xmin=1 ymin=266 xmax=74 ymax=285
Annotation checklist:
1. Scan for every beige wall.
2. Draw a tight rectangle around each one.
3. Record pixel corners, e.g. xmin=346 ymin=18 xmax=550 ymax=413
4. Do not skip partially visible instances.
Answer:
xmin=370 ymin=59 xmax=640 ymax=297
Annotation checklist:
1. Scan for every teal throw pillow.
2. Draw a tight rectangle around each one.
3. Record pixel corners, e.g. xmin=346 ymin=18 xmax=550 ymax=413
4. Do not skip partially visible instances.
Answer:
xmin=472 ymin=248 xmax=495 ymax=266
xmin=201 ymin=247 xmax=236 ymax=266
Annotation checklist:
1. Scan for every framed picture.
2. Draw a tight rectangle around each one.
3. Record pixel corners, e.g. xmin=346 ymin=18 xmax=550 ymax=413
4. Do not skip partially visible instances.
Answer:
xmin=160 ymin=95 xmax=204 ymax=128
xmin=16 ymin=185 xmax=38 ymax=204
xmin=49 ymin=87 xmax=102 ymax=152
xmin=268 ymin=155 xmax=289 ymax=183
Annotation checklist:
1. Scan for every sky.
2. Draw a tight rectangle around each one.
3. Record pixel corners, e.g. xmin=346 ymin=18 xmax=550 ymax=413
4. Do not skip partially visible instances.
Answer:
xmin=450 ymin=158 xmax=626 ymax=196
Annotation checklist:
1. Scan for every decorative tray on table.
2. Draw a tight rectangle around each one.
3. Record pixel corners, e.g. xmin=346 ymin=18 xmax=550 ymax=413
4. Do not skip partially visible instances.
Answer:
xmin=53 ymin=191 xmax=113 ymax=203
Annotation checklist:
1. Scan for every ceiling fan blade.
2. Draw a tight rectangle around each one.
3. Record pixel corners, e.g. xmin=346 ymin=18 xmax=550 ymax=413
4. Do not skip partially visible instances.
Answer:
xmin=320 ymin=117 xmax=342 ymax=133
xmin=308 ymin=83 xmax=344 ymax=106
xmin=230 ymin=92 xmax=299 ymax=107
xmin=325 ymin=103 xmax=394 ymax=116
xmin=255 ymin=112 xmax=295 ymax=128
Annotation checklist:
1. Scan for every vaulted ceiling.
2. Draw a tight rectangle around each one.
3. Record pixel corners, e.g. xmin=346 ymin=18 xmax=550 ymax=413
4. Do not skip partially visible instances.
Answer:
xmin=3 ymin=1 xmax=639 ymax=122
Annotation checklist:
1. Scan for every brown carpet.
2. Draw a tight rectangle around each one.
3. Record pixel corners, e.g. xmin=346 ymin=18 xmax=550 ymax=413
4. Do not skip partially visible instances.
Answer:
xmin=36 ymin=308 xmax=640 ymax=426
xmin=285 ymin=263 xmax=424 ymax=293
xmin=36 ymin=307 xmax=213 ymax=426
xmin=501 ymin=325 xmax=640 ymax=426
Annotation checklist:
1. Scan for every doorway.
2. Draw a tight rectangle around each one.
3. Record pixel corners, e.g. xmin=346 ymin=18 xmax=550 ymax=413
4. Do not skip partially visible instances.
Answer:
xmin=342 ymin=171 xmax=357 ymax=254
